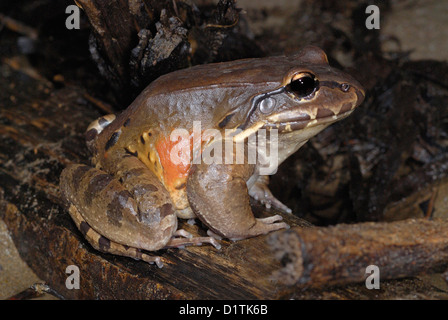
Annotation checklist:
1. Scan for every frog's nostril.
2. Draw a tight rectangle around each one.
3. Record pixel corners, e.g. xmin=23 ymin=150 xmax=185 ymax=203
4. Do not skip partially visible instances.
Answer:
xmin=340 ymin=83 xmax=350 ymax=92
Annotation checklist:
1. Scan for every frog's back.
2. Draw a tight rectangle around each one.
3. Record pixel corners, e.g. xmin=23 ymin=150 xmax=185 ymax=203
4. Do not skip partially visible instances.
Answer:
xmin=143 ymin=46 xmax=332 ymax=97
xmin=120 ymin=56 xmax=290 ymax=133
xmin=143 ymin=56 xmax=293 ymax=97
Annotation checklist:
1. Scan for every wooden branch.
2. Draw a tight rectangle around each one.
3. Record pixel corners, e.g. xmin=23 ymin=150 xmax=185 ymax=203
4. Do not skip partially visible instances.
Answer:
xmin=76 ymin=0 xmax=153 ymax=87
xmin=269 ymin=218 xmax=448 ymax=287
xmin=75 ymin=0 xmax=249 ymax=104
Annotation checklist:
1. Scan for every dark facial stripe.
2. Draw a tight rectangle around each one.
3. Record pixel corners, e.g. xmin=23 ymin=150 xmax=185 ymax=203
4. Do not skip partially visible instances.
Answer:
xmin=123 ymin=118 xmax=131 ymax=127
xmin=218 ymin=112 xmax=235 ymax=128
xmin=105 ymin=131 xmax=120 ymax=151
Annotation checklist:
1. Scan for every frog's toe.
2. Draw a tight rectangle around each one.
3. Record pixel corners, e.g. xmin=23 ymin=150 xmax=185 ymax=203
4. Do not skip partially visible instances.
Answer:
xmin=250 ymin=185 xmax=292 ymax=214
xmin=261 ymin=198 xmax=292 ymax=213
xmin=227 ymin=218 xmax=289 ymax=241
xmin=256 ymin=215 xmax=290 ymax=231
xmin=140 ymin=254 xmax=164 ymax=268
xmin=257 ymin=214 xmax=284 ymax=224
xmin=207 ymin=229 xmax=223 ymax=240
xmin=165 ymin=230 xmax=222 ymax=250
xmin=173 ymin=229 xmax=194 ymax=239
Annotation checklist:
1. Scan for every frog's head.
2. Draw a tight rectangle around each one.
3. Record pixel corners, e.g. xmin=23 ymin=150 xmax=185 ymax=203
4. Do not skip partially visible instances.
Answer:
xmin=233 ymin=46 xmax=365 ymax=142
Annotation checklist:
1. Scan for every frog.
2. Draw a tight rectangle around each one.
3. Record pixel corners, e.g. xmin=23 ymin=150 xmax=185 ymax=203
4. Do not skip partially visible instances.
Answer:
xmin=60 ymin=46 xmax=365 ymax=267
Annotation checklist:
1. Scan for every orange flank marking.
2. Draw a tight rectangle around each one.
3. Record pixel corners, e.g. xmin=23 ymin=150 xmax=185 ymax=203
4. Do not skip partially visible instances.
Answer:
xmin=156 ymin=129 xmax=215 ymax=190
xmin=156 ymin=133 xmax=194 ymax=190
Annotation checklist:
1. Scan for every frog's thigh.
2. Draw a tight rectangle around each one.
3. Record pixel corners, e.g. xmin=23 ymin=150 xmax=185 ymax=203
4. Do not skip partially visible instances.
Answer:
xmin=60 ymin=163 xmax=177 ymax=254
xmin=186 ymin=162 xmax=289 ymax=240
xmin=113 ymin=156 xmax=222 ymax=250
xmin=114 ymin=155 xmax=178 ymax=235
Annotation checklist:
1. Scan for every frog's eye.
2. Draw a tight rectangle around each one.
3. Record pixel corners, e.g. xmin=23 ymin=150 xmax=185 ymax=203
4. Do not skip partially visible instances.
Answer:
xmin=287 ymin=73 xmax=318 ymax=98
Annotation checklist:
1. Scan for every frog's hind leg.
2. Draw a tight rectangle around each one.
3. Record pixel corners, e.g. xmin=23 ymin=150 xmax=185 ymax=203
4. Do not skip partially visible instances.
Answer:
xmin=60 ymin=163 xmax=177 ymax=265
xmin=68 ymin=203 xmax=163 ymax=268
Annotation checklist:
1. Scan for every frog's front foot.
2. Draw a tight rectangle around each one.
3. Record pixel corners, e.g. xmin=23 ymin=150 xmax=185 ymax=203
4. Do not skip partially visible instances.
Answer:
xmin=165 ymin=229 xmax=222 ymax=250
xmin=228 ymin=215 xmax=289 ymax=241
xmin=257 ymin=214 xmax=288 ymax=225
xmin=249 ymin=176 xmax=292 ymax=213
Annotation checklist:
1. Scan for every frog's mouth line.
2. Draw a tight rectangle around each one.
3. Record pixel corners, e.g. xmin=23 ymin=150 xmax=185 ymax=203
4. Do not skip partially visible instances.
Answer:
xmin=263 ymin=109 xmax=354 ymax=132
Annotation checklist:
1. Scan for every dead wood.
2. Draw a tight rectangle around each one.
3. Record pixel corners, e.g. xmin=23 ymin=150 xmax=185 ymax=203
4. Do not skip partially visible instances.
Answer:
xmin=75 ymin=0 xmax=256 ymax=104
xmin=270 ymin=218 xmax=448 ymax=288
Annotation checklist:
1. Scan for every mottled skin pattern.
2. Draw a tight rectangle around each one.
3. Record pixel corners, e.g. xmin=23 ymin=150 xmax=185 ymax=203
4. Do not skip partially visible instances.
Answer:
xmin=59 ymin=46 xmax=365 ymax=267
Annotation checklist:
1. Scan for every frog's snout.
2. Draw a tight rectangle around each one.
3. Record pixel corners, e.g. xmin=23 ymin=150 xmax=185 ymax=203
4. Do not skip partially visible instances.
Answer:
xmin=356 ymin=85 xmax=366 ymax=107
xmin=346 ymin=78 xmax=365 ymax=108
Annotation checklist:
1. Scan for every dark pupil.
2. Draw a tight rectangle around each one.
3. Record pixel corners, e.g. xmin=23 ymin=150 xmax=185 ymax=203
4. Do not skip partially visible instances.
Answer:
xmin=288 ymin=75 xmax=317 ymax=97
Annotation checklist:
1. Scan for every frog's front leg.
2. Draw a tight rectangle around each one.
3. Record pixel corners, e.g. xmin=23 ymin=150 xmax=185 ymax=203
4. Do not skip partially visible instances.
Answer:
xmin=186 ymin=159 xmax=289 ymax=241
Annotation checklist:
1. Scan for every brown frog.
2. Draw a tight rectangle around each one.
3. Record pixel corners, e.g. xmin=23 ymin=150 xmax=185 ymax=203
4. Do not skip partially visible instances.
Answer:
xmin=60 ymin=46 xmax=365 ymax=267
